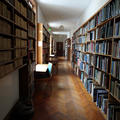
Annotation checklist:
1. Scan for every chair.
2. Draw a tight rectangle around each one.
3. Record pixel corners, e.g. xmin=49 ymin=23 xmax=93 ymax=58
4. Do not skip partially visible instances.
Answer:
xmin=34 ymin=63 xmax=53 ymax=91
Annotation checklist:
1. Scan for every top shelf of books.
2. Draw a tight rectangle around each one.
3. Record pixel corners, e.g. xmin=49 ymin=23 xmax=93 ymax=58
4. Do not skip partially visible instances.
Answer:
xmin=73 ymin=0 xmax=120 ymax=40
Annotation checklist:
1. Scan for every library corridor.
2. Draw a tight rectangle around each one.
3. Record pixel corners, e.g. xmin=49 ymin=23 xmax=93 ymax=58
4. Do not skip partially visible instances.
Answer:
xmin=32 ymin=57 xmax=105 ymax=120
xmin=1 ymin=0 xmax=120 ymax=120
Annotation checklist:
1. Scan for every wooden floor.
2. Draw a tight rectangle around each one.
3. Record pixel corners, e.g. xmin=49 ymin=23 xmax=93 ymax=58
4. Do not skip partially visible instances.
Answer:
xmin=32 ymin=57 xmax=105 ymax=120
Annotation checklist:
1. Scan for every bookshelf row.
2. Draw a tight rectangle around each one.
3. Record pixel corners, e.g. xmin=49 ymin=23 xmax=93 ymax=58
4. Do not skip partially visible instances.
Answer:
xmin=0 ymin=0 xmax=36 ymax=79
xmin=43 ymin=25 xmax=50 ymax=64
xmin=72 ymin=0 xmax=120 ymax=119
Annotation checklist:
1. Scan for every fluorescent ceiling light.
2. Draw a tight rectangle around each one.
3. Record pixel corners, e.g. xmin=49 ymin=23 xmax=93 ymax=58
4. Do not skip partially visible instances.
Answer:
xmin=49 ymin=22 xmax=61 ymax=28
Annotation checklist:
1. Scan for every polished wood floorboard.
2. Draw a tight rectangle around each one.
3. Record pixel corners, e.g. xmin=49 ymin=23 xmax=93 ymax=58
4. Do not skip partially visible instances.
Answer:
xmin=32 ymin=57 xmax=105 ymax=120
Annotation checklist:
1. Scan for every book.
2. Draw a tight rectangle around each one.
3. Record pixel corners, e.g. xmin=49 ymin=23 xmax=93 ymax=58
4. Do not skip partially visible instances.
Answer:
xmin=107 ymin=103 xmax=120 ymax=120
xmin=95 ymin=56 xmax=110 ymax=73
xmin=101 ymin=98 xmax=108 ymax=114
xmin=92 ymin=87 xmax=105 ymax=102
xmin=112 ymin=40 xmax=120 ymax=58
xmin=96 ymin=41 xmax=112 ymax=55
xmin=96 ymin=20 xmax=113 ymax=39
xmin=96 ymin=92 xmax=108 ymax=108
xmin=28 ymin=25 xmax=35 ymax=38
xmin=0 ymin=51 xmax=12 ymax=62
xmin=110 ymin=77 xmax=120 ymax=100
xmin=111 ymin=60 xmax=120 ymax=79
xmin=0 ymin=19 xmax=11 ymax=34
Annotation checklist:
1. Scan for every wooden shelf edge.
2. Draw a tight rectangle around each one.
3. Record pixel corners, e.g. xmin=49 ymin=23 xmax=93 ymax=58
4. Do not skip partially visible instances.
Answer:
xmin=0 ymin=33 xmax=14 ymax=37
xmin=0 ymin=48 xmax=14 ymax=51
xmin=110 ymin=93 xmax=120 ymax=103
xmin=0 ymin=59 xmax=14 ymax=66
xmin=0 ymin=15 xmax=14 ymax=24
xmin=0 ymin=64 xmax=27 ymax=79
xmin=95 ymin=67 xmax=110 ymax=75
xmin=95 ymin=53 xmax=111 ymax=57
xmin=14 ymin=23 xmax=28 ymax=31
xmin=112 ymin=57 xmax=120 ymax=60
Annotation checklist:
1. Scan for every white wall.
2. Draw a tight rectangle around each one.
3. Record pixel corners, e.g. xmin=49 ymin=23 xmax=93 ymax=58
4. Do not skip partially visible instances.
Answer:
xmin=71 ymin=0 xmax=109 ymax=35
xmin=37 ymin=4 xmax=48 ymax=28
xmin=0 ymin=70 xmax=19 ymax=120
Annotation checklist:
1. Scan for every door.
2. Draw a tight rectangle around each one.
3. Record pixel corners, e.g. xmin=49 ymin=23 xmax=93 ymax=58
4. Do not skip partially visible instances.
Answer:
xmin=56 ymin=42 xmax=63 ymax=56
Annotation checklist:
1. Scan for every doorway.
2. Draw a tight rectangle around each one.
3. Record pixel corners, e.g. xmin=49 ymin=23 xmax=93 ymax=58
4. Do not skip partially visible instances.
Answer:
xmin=56 ymin=42 xmax=63 ymax=56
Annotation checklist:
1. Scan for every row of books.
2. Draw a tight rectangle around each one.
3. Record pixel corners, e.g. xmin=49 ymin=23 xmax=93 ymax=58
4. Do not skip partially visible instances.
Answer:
xmin=75 ymin=44 xmax=82 ymax=52
xmin=96 ymin=41 xmax=112 ymax=55
xmin=79 ymin=60 xmax=94 ymax=78
xmin=14 ymin=58 xmax=23 ymax=68
xmin=86 ymin=42 xmax=95 ymax=53
xmin=0 ymin=1 xmax=11 ymax=20
xmin=15 ymin=14 xmax=27 ymax=29
xmin=107 ymin=103 xmax=120 ymax=120
xmin=74 ymin=28 xmax=83 ymax=38
xmin=87 ymin=31 xmax=95 ymax=41
xmin=112 ymin=40 xmax=120 ymax=58
xmin=0 ymin=19 xmax=11 ymax=34
xmin=89 ymin=18 xmax=96 ymax=30
xmin=83 ymin=54 xmax=94 ymax=65
xmin=15 ymin=28 xmax=27 ymax=39
xmin=94 ymin=69 xmax=109 ymax=89
xmin=15 ymin=39 xmax=20 ymax=48
xmin=79 ymin=71 xmax=84 ymax=81
xmin=15 ymin=0 xmax=27 ymax=18
xmin=15 ymin=49 xmax=21 ymax=58
xmin=15 ymin=49 xmax=27 ymax=58
xmin=79 ymin=61 xmax=85 ymax=71
xmin=28 ymin=25 xmax=35 ymax=38
xmin=84 ymin=64 xmax=94 ymax=78
xmin=77 ymin=52 xmax=95 ymax=66
xmin=0 ymin=63 xmax=14 ymax=77
xmin=111 ymin=60 xmax=120 ymax=80
xmin=27 ymin=8 xmax=35 ymax=23
xmin=73 ymin=0 xmax=120 ymax=38
xmin=83 ymin=24 xmax=88 ymax=35
xmin=43 ymin=27 xmax=50 ymax=38
xmin=83 ymin=78 xmax=108 ymax=114
xmin=95 ymin=0 xmax=120 ymax=25
xmin=75 ymin=44 xmax=81 ymax=51
xmin=0 ymin=37 xmax=11 ymax=49
xmin=21 ymin=40 xmax=27 ymax=48
xmin=21 ymin=49 xmax=27 ymax=57
xmin=110 ymin=77 xmax=120 ymax=100
xmin=96 ymin=20 xmax=113 ymax=39
xmin=96 ymin=2 xmax=112 ymax=24
xmin=95 ymin=56 xmax=110 ymax=73
xmin=115 ymin=20 xmax=120 ymax=36
xmin=0 ymin=51 xmax=12 ymax=62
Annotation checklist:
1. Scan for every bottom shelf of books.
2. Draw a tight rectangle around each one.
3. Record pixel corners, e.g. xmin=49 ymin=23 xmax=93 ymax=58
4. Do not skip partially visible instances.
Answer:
xmin=78 ymin=75 xmax=120 ymax=120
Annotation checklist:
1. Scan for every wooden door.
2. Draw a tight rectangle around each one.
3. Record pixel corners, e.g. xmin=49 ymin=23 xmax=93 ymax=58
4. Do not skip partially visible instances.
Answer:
xmin=56 ymin=42 xmax=63 ymax=56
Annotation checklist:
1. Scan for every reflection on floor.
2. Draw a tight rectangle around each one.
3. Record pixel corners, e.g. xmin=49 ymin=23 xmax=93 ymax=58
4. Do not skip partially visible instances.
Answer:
xmin=32 ymin=57 xmax=105 ymax=120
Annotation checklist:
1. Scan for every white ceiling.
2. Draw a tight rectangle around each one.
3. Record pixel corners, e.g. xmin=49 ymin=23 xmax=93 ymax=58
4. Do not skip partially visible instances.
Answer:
xmin=36 ymin=0 xmax=91 ymax=32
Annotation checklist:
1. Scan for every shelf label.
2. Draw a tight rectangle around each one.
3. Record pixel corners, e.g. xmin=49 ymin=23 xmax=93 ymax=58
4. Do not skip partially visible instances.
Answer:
xmin=38 ymin=41 xmax=42 ymax=47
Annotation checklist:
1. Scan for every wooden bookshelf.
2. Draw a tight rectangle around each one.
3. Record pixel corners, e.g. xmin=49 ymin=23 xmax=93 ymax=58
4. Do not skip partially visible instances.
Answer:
xmin=65 ymin=38 xmax=72 ymax=61
xmin=0 ymin=0 xmax=36 ymax=102
xmin=72 ymin=0 xmax=120 ymax=119
xmin=37 ymin=23 xmax=50 ymax=64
